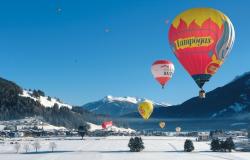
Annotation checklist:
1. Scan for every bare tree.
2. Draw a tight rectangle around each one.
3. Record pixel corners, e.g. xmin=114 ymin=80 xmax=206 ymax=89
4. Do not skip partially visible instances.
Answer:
xmin=49 ymin=142 xmax=57 ymax=152
xmin=14 ymin=143 xmax=21 ymax=153
xmin=23 ymin=143 xmax=30 ymax=153
xmin=32 ymin=140 xmax=41 ymax=152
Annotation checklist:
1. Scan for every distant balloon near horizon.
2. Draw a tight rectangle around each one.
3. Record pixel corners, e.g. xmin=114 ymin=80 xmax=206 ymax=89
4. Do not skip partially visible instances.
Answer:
xmin=176 ymin=127 xmax=181 ymax=133
xmin=151 ymin=60 xmax=174 ymax=89
xmin=105 ymin=28 xmax=110 ymax=33
xmin=168 ymin=8 xmax=235 ymax=98
xmin=159 ymin=121 xmax=165 ymax=129
xmin=138 ymin=100 xmax=153 ymax=120
xmin=165 ymin=19 xmax=169 ymax=25
xmin=56 ymin=7 xmax=62 ymax=14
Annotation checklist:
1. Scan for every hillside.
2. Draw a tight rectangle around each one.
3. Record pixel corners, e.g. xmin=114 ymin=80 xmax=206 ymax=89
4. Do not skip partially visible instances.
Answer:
xmin=0 ymin=77 xmax=98 ymax=129
xmin=125 ymin=72 xmax=250 ymax=119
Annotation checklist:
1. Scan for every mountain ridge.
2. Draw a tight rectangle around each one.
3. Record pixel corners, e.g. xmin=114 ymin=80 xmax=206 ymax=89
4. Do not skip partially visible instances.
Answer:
xmin=124 ymin=72 xmax=250 ymax=119
xmin=82 ymin=95 xmax=170 ymax=117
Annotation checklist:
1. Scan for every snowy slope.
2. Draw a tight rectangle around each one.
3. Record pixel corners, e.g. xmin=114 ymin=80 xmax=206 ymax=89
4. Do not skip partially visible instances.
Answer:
xmin=19 ymin=90 xmax=72 ymax=109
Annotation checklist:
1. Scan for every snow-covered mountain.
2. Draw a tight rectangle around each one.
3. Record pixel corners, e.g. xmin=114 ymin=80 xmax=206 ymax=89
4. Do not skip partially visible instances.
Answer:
xmin=19 ymin=90 xmax=72 ymax=109
xmin=82 ymin=95 xmax=170 ymax=117
xmin=0 ymin=77 xmax=99 ymax=129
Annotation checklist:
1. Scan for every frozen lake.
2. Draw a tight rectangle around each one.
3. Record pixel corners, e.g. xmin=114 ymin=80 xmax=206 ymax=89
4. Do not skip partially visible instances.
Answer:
xmin=0 ymin=136 xmax=249 ymax=160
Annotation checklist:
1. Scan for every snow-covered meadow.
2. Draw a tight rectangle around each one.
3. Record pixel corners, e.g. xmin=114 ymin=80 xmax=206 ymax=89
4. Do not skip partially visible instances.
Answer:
xmin=0 ymin=136 xmax=249 ymax=160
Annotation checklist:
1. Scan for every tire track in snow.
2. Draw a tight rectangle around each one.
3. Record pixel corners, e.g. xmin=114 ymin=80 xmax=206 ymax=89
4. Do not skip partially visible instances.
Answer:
xmin=168 ymin=143 xmax=178 ymax=151
xmin=200 ymin=153 xmax=248 ymax=160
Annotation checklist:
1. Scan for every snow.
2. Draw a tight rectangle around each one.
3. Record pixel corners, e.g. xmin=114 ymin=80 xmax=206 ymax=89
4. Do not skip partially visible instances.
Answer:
xmin=103 ymin=95 xmax=169 ymax=107
xmin=104 ymin=95 xmax=143 ymax=104
xmin=87 ymin=122 xmax=103 ymax=131
xmin=87 ymin=122 xmax=135 ymax=133
xmin=240 ymin=94 xmax=248 ymax=101
xmin=1 ymin=117 xmax=68 ymax=132
xmin=211 ymin=113 xmax=217 ymax=118
xmin=0 ymin=136 xmax=249 ymax=160
xmin=19 ymin=90 xmax=72 ymax=109
xmin=230 ymin=122 xmax=248 ymax=127
xmin=229 ymin=103 xmax=247 ymax=112
xmin=0 ymin=125 xmax=5 ymax=131
xmin=211 ymin=102 xmax=247 ymax=118
xmin=37 ymin=124 xmax=67 ymax=132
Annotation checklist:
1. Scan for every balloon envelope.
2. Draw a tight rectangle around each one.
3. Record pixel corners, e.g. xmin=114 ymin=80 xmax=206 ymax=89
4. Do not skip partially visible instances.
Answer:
xmin=168 ymin=8 xmax=235 ymax=89
xmin=176 ymin=127 xmax=181 ymax=132
xmin=159 ymin=121 xmax=166 ymax=128
xmin=102 ymin=121 xmax=113 ymax=129
xmin=151 ymin=60 xmax=174 ymax=88
xmin=138 ymin=101 xmax=154 ymax=120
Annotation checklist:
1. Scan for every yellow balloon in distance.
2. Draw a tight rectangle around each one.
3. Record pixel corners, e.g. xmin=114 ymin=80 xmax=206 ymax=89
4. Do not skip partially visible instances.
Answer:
xmin=159 ymin=121 xmax=166 ymax=129
xmin=138 ymin=100 xmax=154 ymax=120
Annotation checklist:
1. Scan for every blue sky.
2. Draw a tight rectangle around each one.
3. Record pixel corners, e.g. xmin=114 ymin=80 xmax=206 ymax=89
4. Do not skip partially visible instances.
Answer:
xmin=0 ymin=0 xmax=249 ymax=105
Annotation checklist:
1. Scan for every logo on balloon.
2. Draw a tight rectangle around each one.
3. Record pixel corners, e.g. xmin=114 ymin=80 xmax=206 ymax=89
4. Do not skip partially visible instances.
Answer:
xmin=174 ymin=36 xmax=214 ymax=50
xmin=206 ymin=62 xmax=220 ymax=75
xmin=139 ymin=108 xmax=145 ymax=116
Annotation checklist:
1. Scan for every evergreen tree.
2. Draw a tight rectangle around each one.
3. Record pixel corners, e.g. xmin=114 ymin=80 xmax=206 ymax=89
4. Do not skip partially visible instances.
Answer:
xmin=184 ymin=139 xmax=194 ymax=152
xmin=224 ymin=137 xmax=235 ymax=152
xmin=128 ymin=137 xmax=144 ymax=152
xmin=47 ymin=96 xmax=52 ymax=101
xmin=220 ymin=140 xmax=226 ymax=152
xmin=37 ymin=90 xmax=45 ymax=97
xmin=78 ymin=124 xmax=90 ymax=140
xmin=211 ymin=139 xmax=221 ymax=152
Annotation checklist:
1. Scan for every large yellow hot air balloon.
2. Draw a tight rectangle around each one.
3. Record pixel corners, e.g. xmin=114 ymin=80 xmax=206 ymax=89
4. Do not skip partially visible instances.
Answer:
xmin=138 ymin=101 xmax=153 ymax=120
xmin=168 ymin=8 xmax=235 ymax=98
xmin=159 ymin=121 xmax=166 ymax=129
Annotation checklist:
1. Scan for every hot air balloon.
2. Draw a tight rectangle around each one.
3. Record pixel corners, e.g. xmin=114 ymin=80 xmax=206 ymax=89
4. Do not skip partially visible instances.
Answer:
xmin=176 ymin=127 xmax=181 ymax=135
xmin=159 ymin=121 xmax=166 ymax=129
xmin=102 ymin=121 xmax=113 ymax=129
xmin=138 ymin=100 xmax=153 ymax=120
xmin=151 ymin=60 xmax=175 ymax=88
xmin=168 ymin=8 xmax=235 ymax=98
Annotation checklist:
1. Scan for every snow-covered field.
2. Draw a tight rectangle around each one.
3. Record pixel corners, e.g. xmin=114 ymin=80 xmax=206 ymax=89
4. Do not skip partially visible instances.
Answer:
xmin=0 ymin=136 xmax=249 ymax=160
